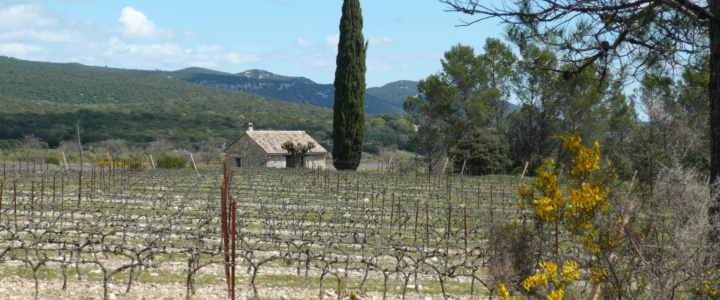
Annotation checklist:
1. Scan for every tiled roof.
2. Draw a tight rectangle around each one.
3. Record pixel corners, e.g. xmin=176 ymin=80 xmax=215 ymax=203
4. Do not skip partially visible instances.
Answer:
xmin=247 ymin=131 xmax=327 ymax=155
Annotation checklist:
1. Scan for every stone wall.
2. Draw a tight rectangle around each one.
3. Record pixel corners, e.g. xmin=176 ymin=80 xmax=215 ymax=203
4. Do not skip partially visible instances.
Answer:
xmin=225 ymin=135 xmax=268 ymax=167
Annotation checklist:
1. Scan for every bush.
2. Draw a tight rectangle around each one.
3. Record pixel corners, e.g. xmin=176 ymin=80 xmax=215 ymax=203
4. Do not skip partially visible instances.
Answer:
xmin=120 ymin=160 xmax=145 ymax=171
xmin=156 ymin=154 xmax=186 ymax=169
xmin=45 ymin=156 xmax=61 ymax=166
xmin=449 ymin=127 xmax=511 ymax=175
xmin=370 ymin=117 xmax=386 ymax=127
xmin=0 ymin=139 xmax=21 ymax=151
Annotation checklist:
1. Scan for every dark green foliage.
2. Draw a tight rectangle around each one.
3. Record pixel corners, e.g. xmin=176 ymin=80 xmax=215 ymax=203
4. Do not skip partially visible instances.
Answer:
xmin=281 ymin=140 xmax=316 ymax=156
xmin=44 ymin=156 xmax=61 ymax=166
xmin=449 ymin=127 xmax=511 ymax=174
xmin=506 ymin=45 xmax=559 ymax=169
xmin=363 ymin=114 xmax=414 ymax=155
xmin=156 ymin=154 xmax=186 ymax=169
xmin=281 ymin=140 xmax=316 ymax=168
xmin=0 ymin=139 xmax=21 ymax=151
xmin=332 ymin=0 xmax=367 ymax=170
xmin=405 ymin=41 xmax=518 ymax=173
xmin=404 ymin=75 xmax=459 ymax=173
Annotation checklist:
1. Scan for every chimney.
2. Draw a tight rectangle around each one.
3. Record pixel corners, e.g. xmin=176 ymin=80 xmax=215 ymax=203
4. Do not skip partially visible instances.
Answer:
xmin=248 ymin=122 xmax=254 ymax=132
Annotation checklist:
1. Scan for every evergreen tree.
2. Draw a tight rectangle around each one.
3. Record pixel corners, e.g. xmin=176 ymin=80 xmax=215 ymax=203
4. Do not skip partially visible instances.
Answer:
xmin=332 ymin=0 xmax=367 ymax=171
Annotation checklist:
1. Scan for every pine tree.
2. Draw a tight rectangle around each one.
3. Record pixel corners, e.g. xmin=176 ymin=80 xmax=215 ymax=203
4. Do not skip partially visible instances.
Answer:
xmin=332 ymin=0 xmax=367 ymax=171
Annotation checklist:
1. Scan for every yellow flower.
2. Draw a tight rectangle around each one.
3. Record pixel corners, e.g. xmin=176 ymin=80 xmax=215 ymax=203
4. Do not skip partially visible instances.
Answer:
xmin=498 ymin=283 xmax=510 ymax=300
xmin=548 ymin=289 xmax=564 ymax=300
xmin=561 ymin=260 xmax=579 ymax=283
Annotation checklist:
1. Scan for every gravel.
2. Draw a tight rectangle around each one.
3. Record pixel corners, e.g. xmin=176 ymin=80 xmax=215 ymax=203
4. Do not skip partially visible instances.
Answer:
xmin=0 ymin=275 xmax=479 ymax=300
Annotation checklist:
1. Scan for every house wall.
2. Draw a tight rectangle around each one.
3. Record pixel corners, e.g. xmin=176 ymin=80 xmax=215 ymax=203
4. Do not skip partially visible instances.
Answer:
xmin=225 ymin=135 xmax=269 ymax=167
xmin=306 ymin=154 xmax=326 ymax=170
xmin=266 ymin=154 xmax=325 ymax=169
xmin=266 ymin=155 xmax=286 ymax=168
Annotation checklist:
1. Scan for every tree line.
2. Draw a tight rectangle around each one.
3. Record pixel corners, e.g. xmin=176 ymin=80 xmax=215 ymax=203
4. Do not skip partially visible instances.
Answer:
xmin=405 ymin=38 xmax=709 ymax=181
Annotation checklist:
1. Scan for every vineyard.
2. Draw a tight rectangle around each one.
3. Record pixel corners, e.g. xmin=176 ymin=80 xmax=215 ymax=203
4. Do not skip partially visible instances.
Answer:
xmin=0 ymin=162 xmax=534 ymax=300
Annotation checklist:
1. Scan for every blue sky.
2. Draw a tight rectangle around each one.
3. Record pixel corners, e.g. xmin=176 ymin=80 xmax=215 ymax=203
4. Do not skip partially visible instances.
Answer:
xmin=0 ymin=0 xmax=507 ymax=87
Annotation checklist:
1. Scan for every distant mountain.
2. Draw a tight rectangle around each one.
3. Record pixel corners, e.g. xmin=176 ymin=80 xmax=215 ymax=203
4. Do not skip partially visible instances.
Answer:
xmin=164 ymin=68 xmax=417 ymax=114
xmin=166 ymin=67 xmax=521 ymax=116
xmin=366 ymin=80 xmax=419 ymax=107
xmin=236 ymin=69 xmax=296 ymax=81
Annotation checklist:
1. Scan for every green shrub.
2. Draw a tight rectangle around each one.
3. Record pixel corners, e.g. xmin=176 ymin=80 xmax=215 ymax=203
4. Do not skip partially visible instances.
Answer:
xmin=156 ymin=154 xmax=186 ymax=169
xmin=370 ymin=117 xmax=386 ymax=127
xmin=0 ymin=139 xmax=21 ymax=151
xmin=45 ymin=156 xmax=61 ymax=166
xmin=449 ymin=127 xmax=511 ymax=175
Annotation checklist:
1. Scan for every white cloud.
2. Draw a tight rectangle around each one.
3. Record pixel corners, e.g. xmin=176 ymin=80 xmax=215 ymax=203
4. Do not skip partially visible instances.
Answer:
xmin=296 ymin=38 xmax=315 ymax=47
xmin=367 ymin=64 xmax=392 ymax=71
xmin=326 ymin=34 xmax=339 ymax=48
xmin=0 ymin=5 xmax=57 ymax=30
xmin=1 ymin=0 xmax=92 ymax=2
xmin=0 ymin=29 xmax=81 ymax=43
xmin=368 ymin=37 xmax=396 ymax=47
xmin=118 ymin=7 xmax=175 ymax=40
xmin=103 ymin=37 xmax=258 ymax=69
xmin=0 ymin=42 xmax=46 ymax=58
xmin=183 ymin=31 xmax=200 ymax=41
xmin=292 ymin=54 xmax=334 ymax=69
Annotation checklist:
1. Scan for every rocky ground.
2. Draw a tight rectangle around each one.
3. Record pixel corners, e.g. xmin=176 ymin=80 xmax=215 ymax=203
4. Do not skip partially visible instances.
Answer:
xmin=0 ymin=275 xmax=484 ymax=300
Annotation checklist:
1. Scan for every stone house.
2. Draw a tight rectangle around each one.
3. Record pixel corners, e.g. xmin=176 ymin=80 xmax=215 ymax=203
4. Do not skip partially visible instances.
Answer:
xmin=224 ymin=123 xmax=327 ymax=169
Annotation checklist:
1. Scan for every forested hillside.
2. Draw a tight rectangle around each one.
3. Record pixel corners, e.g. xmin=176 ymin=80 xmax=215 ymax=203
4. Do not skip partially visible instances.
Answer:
xmin=0 ymin=57 xmax=418 ymax=154
xmin=0 ymin=57 xmax=329 ymax=148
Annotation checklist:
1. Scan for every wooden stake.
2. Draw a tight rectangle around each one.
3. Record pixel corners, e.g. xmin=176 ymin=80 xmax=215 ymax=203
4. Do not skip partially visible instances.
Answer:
xmin=78 ymin=170 xmax=82 ymax=207
xmin=387 ymin=155 xmax=394 ymax=173
xmin=149 ymin=154 xmax=156 ymax=169
xmin=440 ymin=157 xmax=450 ymax=180
xmin=61 ymin=152 xmax=69 ymax=171
xmin=520 ymin=161 xmax=529 ymax=184
xmin=190 ymin=154 xmax=200 ymax=178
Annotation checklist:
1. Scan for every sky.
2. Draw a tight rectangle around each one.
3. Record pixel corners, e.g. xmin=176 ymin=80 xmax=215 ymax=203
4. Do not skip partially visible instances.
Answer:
xmin=0 ymin=0 xmax=507 ymax=87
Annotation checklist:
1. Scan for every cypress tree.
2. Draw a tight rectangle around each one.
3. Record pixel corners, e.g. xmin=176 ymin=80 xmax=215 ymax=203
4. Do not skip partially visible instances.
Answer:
xmin=332 ymin=0 xmax=367 ymax=171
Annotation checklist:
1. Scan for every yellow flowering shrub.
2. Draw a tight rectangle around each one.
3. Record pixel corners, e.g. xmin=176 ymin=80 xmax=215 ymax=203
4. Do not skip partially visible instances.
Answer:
xmin=518 ymin=132 xmax=611 ymax=232
xmin=510 ymin=131 xmax=716 ymax=299
xmin=521 ymin=260 xmax=579 ymax=300
xmin=512 ymin=132 xmax=617 ymax=299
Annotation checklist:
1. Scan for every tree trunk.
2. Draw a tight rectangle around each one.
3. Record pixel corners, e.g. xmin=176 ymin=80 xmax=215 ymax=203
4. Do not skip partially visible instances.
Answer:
xmin=709 ymin=0 xmax=720 ymax=246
